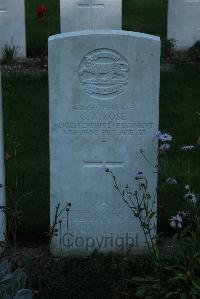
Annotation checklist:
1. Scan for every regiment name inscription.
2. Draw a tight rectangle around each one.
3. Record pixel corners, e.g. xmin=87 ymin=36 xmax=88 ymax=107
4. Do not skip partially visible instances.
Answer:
xmin=53 ymin=104 xmax=154 ymax=136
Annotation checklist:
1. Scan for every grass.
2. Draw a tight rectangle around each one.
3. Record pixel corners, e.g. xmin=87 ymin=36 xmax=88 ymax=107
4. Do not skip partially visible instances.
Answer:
xmin=2 ymin=66 xmax=200 ymax=237
xmin=123 ymin=0 xmax=168 ymax=37
xmin=25 ymin=0 xmax=168 ymax=55
xmin=0 ymin=0 xmax=167 ymax=239
xmin=2 ymin=75 xmax=49 ymax=238
xmin=159 ymin=67 xmax=200 ymax=233
xmin=2 ymin=2 xmax=200 ymax=297
xmin=32 ymin=252 xmax=139 ymax=298
xmin=2 ymin=0 xmax=199 ymax=238
xmin=25 ymin=0 xmax=60 ymax=56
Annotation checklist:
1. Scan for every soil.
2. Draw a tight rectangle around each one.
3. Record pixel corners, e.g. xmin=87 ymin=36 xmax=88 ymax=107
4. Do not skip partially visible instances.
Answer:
xmin=1 ymin=57 xmax=174 ymax=76
xmin=1 ymin=57 xmax=48 ymax=76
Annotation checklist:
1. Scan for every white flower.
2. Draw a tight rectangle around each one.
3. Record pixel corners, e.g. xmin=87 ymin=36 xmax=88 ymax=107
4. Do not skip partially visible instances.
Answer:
xmin=176 ymin=213 xmax=183 ymax=222
xmin=159 ymin=143 xmax=171 ymax=151
xmin=158 ymin=131 xmax=173 ymax=142
xmin=165 ymin=177 xmax=178 ymax=185
xmin=177 ymin=221 xmax=183 ymax=229
xmin=185 ymin=185 xmax=190 ymax=191
xmin=170 ymin=213 xmax=183 ymax=229
xmin=170 ymin=219 xmax=177 ymax=229
xmin=181 ymin=145 xmax=194 ymax=150
xmin=184 ymin=191 xmax=197 ymax=204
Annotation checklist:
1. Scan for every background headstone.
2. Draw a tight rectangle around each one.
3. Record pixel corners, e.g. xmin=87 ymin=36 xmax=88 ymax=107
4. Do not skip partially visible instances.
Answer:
xmin=60 ymin=0 xmax=122 ymax=32
xmin=0 ymin=65 xmax=6 ymax=253
xmin=168 ymin=0 xmax=200 ymax=50
xmin=49 ymin=30 xmax=160 ymax=256
xmin=0 ymin=0 xmax=26 ymax=57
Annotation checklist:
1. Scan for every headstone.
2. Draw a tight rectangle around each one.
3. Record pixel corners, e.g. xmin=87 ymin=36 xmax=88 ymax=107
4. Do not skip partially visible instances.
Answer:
xmin=0 ymin=65 xmax=6 ymax=253
xmin=168 ymin=0 xmax=200 ymax=50
xmin=0 ymin=0 xmax=26 ymax=57
xmin=60 ymin=0 xmax=122 ymax=32
xmin=49 ymin=30 xmax=160 ymax=256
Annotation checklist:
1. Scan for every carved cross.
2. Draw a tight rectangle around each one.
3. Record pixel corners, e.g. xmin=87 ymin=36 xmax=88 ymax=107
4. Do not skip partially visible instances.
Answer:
xmin=0 ymin=7 xmax=7 ymax=13
xmin=83 ymin=160 xmax=124 ymax=169
xmin=77 ymin=0 xmax=105 ymax=9
xmin=77 ymin=0 xmax=105 ymax=29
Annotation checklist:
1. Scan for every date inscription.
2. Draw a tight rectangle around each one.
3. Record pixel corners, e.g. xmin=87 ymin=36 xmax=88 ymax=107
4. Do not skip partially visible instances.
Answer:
xmin=53 ymin=104 xmax=154 ymax=137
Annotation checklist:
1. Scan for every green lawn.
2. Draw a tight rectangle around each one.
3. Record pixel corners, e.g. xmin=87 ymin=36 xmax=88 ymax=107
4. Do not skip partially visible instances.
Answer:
xmin=2 ymin=75 xmax=49 ymax=237
xmin=2 ymin=2 xmax=200 ymax=297
xmin=159 ymin=67 xmax=200 ymax=233
xmin=25 ymin=0 xmax=60 ymax=55
xmin=2 ymin=66 xmax=200 ymax=237
xmin=123 ymin=0 xmax=168 ymax=37
xmin=2 ymin=0 xmax=199 ymax=238
xmin=25 ymin=0 xmax=168 ymax=54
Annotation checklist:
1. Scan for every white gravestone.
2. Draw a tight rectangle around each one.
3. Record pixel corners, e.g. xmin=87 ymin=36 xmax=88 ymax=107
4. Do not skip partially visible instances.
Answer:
xmin=49 ymin=30 xmax=160 ymax=256
xmin=168 ymin=0 xmax=200 ymax=50
xmin=60 ymin=0 xmax=122 ymax=32
xmin=0 ymin=65 xmax=6 ymax=252
xmin=0 ymin=0 xmax=26 ymax=57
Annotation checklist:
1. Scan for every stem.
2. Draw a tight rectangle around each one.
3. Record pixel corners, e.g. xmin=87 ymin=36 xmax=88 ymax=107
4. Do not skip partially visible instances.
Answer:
xmin=107 ymin=169 xmax=158 ymax=258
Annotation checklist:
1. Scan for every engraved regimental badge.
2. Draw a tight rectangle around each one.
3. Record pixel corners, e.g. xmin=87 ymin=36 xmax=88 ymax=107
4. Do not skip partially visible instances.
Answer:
xmin=79 ymin=48 xmax=129 ymax=99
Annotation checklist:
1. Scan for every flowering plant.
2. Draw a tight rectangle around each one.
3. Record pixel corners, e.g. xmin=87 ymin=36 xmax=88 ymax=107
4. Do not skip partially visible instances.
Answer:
xmin=106 ymin=169 xmax=157 ymax=257
xmin=107 ymin=129 xmax=200 ymax=297
xmin=36 ymin=4 xmax=47 ymax=18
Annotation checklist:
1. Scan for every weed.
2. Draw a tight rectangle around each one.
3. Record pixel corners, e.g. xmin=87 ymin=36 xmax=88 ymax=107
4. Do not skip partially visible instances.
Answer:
xmin=1 ymin=39 xmax=19 ymax=64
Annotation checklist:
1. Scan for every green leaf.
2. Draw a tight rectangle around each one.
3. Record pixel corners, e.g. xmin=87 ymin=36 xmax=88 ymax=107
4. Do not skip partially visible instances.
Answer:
xmin=130 ymin=276 xmax=146 ymax=283
xmin=193 ymin=251 xmax=200 ymax=259
xmin=135 ymin=287 xmax=149 ymax=297
xmin=164 ymin=291 xmax=179 ymax=298
xmin=191 ymin=280 xmax=200 ymax=291
xmin=148 ymin=212 xmax=157 ymax=219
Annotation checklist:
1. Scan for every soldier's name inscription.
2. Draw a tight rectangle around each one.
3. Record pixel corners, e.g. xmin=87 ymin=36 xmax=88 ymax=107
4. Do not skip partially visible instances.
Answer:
xmin=53 ymin=103 xmax=154 ymax=136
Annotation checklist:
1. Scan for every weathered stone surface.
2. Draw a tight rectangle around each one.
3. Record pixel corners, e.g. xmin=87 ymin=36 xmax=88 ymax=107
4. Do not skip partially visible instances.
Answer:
xmin=168 ymin=0 xmax=200 ymax=50
xmin=0 ymin=0 xmax=26 ymax=57
xmin=49 ymin=30 xmax=160 ymax=255
xmin=60 ymin=0 xmax=122 ymax=32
